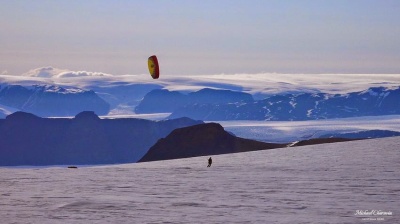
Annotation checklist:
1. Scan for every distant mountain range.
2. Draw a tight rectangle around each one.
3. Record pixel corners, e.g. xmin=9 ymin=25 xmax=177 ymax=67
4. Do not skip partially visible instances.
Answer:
xmin=135 ymin=88 xmax=253 ymax=114
xmin=88 ymin=83 xmax=162 ymax=112
xmin=0 ymin=84 xmax=110 ymax=117
xmin=0 ymin=111 xmax=385 ymax=166
xmin=166 ymin=87 xmax=400 ymax=120
xmin=1 ymin=78 xmax=400 ymax=122
xmin=0 ymin=111 xmax=202 ymax=166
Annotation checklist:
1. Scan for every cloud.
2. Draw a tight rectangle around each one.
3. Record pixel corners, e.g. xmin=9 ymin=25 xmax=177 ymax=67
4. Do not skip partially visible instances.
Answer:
xmin=21 ymin=67 xmax=113 ymax=78
xmin=22 ymin=67 xmax=69 ymax=78
xmin=1 ymin=70 xmax=8 ymax=75
xmin=56 ymin=71 xmax=113 ymax=78
xmin=10 ymin=67 xmax=400 ymax=96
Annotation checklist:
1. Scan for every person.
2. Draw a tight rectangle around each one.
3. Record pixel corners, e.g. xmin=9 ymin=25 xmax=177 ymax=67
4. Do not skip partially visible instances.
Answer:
xmin=207 ymin=157 xmax=212 ymax=167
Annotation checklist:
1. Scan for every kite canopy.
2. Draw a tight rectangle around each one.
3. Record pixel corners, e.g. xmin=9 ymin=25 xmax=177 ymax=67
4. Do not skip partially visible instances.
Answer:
xmin=148 ymin=55 xmax=159 ymax=79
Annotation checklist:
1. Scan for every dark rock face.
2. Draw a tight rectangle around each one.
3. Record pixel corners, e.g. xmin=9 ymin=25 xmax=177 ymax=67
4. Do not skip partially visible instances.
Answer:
xmin=135 ymin=88 xmax=253 ymax=114
xmin=0 ymin=112 xmax=203 ymax=166
xmin=139 ymin=123 xmax=285 ymax=162
xmin=168 ymin=87 xmax=400 ymax=121
xmin=0 ymin=84 xmax=110 ymax=117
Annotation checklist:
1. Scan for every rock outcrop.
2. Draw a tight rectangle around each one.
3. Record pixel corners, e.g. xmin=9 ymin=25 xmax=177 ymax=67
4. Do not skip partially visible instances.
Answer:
xmin=139 ymin=123 xmax=285 ymax=162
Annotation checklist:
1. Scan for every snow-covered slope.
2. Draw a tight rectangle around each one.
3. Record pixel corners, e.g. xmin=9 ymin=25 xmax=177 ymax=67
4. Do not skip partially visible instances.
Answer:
xmin=1 ymin=137 xmax=399 ymax=223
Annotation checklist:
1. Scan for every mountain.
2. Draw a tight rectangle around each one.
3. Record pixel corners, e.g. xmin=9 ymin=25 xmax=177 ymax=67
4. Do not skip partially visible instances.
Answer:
xmin=135 ymin=88 xmax=253 ymax=114
xmin=135 ymin=89 xmax=189 ymax=113
xmin=88 ymin=83 xmax=162 ymax=112
xmin=3 ymin=69 xmax=400 ymax=118
xmin=0 ymin=84 xmax=110 ymax=117
xmin=0 ymin=111 xmax=203 ymax=166
xmin=168 ymin=87 xmax=400 ymax=121
xmin=139 ymin=123 xmax=285 ymax=162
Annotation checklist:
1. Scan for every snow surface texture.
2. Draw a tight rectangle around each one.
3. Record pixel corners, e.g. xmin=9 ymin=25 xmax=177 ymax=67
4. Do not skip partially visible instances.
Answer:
xmin=1 ymin=137 xmax=399 ymax=223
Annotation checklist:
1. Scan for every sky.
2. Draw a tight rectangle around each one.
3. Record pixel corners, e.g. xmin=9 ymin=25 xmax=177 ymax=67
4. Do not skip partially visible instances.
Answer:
xmin=1 ymin=0 xmax=400 ymax=76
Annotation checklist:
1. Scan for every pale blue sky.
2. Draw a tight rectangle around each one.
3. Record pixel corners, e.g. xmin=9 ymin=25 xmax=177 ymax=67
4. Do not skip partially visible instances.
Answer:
xmin=1 ymin=0 xmax=399 ymax=75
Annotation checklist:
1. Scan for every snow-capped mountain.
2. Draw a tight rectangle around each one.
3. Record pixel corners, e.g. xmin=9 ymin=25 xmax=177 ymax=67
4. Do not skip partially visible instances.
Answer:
xmin=1 ymin=67 xmax=400 ymax=118
xmin=168 ymin=86 xmax=400 ymax=121
xmin=135 ymin=88 xmax=253 ymax=114
xmin=0 ymin=84 xmax=110 ymax=117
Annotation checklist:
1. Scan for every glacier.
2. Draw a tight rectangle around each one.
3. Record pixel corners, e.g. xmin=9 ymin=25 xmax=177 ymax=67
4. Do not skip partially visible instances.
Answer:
xmin=1 ymin=137 xmax=399 ymax=223
xmin=219 ymin=115 xmax=400 ymax=142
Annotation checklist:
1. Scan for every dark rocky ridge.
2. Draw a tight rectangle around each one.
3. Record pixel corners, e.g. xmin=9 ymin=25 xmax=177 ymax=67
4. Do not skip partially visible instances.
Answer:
xmin=139 ymin=123 xmax=286 ymax=162
xmin=0 ymin=111 xmax=365 ymax=166
xmin=0 ymin=111 xmax=202 ymax=166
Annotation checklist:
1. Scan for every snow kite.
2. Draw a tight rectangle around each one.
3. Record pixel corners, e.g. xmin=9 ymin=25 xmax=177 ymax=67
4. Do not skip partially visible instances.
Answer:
xmin=148 ymin=55 xmax=159 ymax=79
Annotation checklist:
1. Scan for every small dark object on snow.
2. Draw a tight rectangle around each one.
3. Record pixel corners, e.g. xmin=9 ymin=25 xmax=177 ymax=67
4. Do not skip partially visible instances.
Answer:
xmin=68 ymin=166 xmax=78 ymax=169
